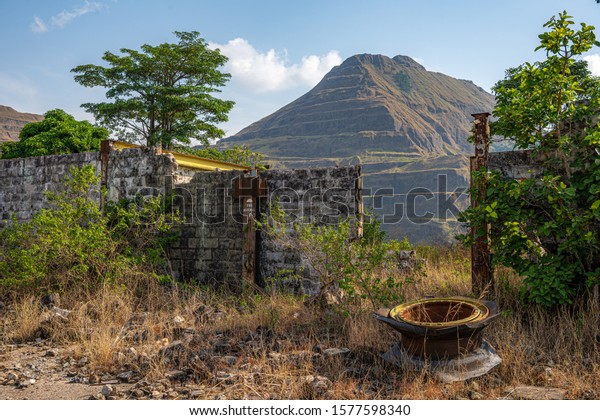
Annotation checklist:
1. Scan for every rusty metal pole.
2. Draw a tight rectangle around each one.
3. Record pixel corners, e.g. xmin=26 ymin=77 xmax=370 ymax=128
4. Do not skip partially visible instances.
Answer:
xmin=234 ymin=172 xmax=268 ymax=285
xmin=471 ymin=113 xmax=493 ymax=297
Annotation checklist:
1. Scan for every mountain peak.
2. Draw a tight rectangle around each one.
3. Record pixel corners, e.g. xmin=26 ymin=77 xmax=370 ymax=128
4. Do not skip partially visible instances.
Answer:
xmin=0 ymin=105 xmax=44 ymax=142
xmin=222 ymin=53 xmax=494 ymax=157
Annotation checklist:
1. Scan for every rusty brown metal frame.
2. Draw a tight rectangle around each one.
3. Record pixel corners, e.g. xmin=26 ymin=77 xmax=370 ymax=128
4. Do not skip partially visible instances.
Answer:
xmin=233 ymin=172 xmax=268 ymax=285
xmin=470 ymin=113 xmax=493 ymax=297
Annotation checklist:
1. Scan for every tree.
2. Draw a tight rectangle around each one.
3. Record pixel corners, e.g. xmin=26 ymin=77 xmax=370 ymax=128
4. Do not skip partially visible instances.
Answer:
xmin=463 ymin=12 xmax=600 ymax=306
xmin=71 ymin=31 xmax=234 ymax=149
xmin=0 ymin=109 xmax=108 ymax=159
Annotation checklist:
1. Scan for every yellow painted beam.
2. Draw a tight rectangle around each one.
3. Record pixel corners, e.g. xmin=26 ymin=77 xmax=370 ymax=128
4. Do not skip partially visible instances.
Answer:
xmin=110 ymin=140 xmax=249 ymax=171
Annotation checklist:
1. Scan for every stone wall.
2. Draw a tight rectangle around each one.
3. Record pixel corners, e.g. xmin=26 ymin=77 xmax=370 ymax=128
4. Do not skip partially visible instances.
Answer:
xmin=257 ymin=166 xmax=362 ymax=295
xmin=0 ymin=147 xmax=362 ymax=294
xmin=0 ymin=152 xmax=101 ymax=223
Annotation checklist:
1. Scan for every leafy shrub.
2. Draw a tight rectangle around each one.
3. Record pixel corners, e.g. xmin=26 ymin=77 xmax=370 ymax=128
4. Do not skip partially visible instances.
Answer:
xmin=262 ymin=203 xmax=421 ymax=309
xmin=0 ymin=109 xmax=107 ymax=159
xmin=0 ymin=166 xmax=177 ymax=296
xmin=462 ymin=12 xmax=600 ymax=306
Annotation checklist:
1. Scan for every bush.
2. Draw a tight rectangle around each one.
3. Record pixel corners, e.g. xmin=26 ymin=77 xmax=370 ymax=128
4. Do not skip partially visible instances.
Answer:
xmin=0 ymin=166 xmax=177 ymax=297
xmin=262 ymin=204 xmax=421 ymax=309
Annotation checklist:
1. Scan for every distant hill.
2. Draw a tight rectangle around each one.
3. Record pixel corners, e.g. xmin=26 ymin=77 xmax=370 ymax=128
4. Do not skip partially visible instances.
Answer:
xmin=221 ymin=54 xmax=496 ymax=244
xmin=0 ymin=106 xmax=43 ymax=142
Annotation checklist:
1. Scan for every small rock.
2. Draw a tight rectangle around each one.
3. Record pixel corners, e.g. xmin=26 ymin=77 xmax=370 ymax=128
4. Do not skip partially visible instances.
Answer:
xmin=511 ymin=386 xmax=566 ymax=400
xmin=93 ymin=393 xmax=106 ymax=400
xmin=166 ymin=370 xmax=187 ymax=381
xmin=159 ymin=340 xmax=185 ymax=362
xmin=101 ymin=385 xmax=115 ymax=397
xmin=42 ymin=293 xmax=60 ymax=308
xmin=190 ymin=390 xmax=203 ymax=398
xmin=131 ymin=389 xmax=145 ymax=399
xmin=223 ymin=356 xmax=238 ymax=366
xmin=49 ymin=307 xmax=71 ymax=320
xmin=77 ymin=357 xmax=88 ymax=367
xmin=468 ymin=390 xmax=484 ymax=400
xmin=127 ymin=347 xmax=138 ymax=357
xmin=173 ymin=315 xmax=185 ymax=324
xmin=17 ymin=380 xmax=30 ymax=388
xmin=304 ymin=375 xmax=332 ymax=394
xmin=151 ymin=390 xmax=163 ymax=399
xmin=117 ymin=371 xmax=135 ymax=383
xmin=322 ymin=347 xmax=351 ymax=357
xmin=44 ymin=349 xmax=59 ymax=357
xmin=6 ymin=372 xmax=19 ymax=382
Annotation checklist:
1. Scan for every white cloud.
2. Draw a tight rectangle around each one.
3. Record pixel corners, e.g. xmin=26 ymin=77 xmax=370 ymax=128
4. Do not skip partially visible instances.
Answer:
xmin=210 ymin=38 xmax=342 ymax=92
xmin=30 ymin=16 xmax=48 ymax=33
xmin=584 ymin=54 xmax=600 ymax=76
xmin=51 ymin=1 xmax=105 ymax=28
xmin=30 ymin=1 xmax=106 ymax=33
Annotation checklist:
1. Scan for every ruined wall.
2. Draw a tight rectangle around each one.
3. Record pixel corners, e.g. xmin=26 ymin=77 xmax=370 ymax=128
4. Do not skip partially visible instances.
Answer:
xmin=257 ymin=166 xmax=362 ymax=295
xmin=0 ymin=148 xmax=362 ymax=294
xmin=488 ymin=150 xmax=568 ymax=179
xmin=0 ymin=152 xmax=101 ymax=223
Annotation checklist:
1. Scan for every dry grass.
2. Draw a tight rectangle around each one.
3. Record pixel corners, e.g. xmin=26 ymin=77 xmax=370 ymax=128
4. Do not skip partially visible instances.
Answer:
xmin=1 ymin=246 xmax=599 ymax=399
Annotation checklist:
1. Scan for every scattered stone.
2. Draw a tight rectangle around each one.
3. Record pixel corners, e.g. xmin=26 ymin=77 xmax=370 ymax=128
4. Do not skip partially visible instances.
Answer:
xmin=41 ymin=293 xmax=60 ymax=308
xmin=151 ymin=390 xmax=163 ymax=399
xmin=468 ymin=390 xmax=484 ymax=400
xmin=101 ymin=385 xmax=115 ymax=397
xmin=510 ymin=386 xmax=566 ymax=400
xmin=6 ymin=372 xmax=19 ymax=382
xmin=223 ymin=356 xmax=238 ymax=366
xmin=77 ymin=357 xmax=88 ymax=367
xmin=131 ymin=389 xmax=145 ymax=399
xmin=44 ymin=349 xmax=59 ymax=357
xmin=159 ymin=340 xmax=185 ymax=362
xmin=49 ymin=307 xmax=71 ymax=320
xmin=166 ymin=370 xmax=187 ymax=381
xmin=190 ymin=390 xmax=203 ymax=398
xmin=322 ymin=347 xmax=351 ymax=357
xmin=117 ymin=371 xmax=135 ymax=383
xmin=216 ymin=372 xmax=236 ymax=385
xmin=173 ymin=315 xmax=185 ymax=324
xmin=304 ymin=375 xmax=332 ymax=394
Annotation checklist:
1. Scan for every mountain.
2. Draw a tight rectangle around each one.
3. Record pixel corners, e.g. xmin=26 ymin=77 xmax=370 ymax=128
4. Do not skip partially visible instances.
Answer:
xmin=0 ymin=106 xmax=43 ymax=142
xmin=222 ymin=54 xmax=496 ymax=244
xmin=223 ymin=54 xmax=494 ymax=157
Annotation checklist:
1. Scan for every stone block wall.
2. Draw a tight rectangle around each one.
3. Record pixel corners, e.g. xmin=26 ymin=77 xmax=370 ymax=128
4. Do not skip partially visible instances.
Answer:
xmin=257 ymin=166 xmax=362 ymax=295
xmin=0 ymin=147 xmax=362 ymax=294
xmin=0 ymin=152 xmax=101 ymax=223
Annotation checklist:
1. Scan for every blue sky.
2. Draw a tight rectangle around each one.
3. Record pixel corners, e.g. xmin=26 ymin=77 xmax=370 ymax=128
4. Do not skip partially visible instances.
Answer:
xmin=2 ymin=0 xmax=600 ymax=139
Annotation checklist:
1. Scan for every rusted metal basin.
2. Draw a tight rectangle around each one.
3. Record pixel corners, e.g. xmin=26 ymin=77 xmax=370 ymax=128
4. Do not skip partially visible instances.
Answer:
xmin=374 ymin=297 xmax=499 ymax=360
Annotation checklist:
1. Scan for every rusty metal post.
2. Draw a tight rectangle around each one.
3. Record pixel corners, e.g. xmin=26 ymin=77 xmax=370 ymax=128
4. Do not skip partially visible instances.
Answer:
xmin=471 ymin=113 xmax=493 ymax=297
xmin=99 ymin=140 xmax=113 ymax=211
xmin=233 ymin=172 xmax=268 ymax=285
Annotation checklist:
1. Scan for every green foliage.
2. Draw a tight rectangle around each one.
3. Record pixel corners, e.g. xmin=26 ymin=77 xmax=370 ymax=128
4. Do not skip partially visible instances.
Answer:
xmin=71 ymin=31 xmax=234 ymax=149
xmin=263 ymin=203 xmax=420 ymax=309
xmin=0 ymin=109 xmax=107 ymax=159
xmin=174 ymin=144 xmax=265 ymax=169
xmin=0 ymin=166 xmax=177 ymax=295
xmin=462 ymin=12 xmax=600 ymax=307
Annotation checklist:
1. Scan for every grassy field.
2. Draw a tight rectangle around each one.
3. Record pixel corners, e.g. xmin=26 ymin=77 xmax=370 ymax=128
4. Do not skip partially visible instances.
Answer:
xmin=1 ymin=246 xmax=598 ymax=399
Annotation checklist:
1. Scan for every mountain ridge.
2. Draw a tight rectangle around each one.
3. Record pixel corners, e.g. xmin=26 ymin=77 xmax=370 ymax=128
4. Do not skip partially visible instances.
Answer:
xmin=0 ymin=106 xmax=43 ymax=142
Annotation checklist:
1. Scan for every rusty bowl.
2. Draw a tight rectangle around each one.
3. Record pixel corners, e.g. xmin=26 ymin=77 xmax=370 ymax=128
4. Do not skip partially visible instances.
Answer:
xmin=374 ymin=297 xmax=499 ymax=360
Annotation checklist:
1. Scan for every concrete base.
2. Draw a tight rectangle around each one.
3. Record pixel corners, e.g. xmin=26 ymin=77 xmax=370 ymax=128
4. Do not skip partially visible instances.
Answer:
xmin=382 ymin=339 xmax=502 ymax=383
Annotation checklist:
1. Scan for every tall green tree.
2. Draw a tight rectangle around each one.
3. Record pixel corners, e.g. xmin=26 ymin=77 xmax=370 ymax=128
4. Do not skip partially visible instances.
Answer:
xmin=463 ymin=12 xmax=600 ymax=306
xmin=71 ymin=31 xmax=234 ymax=149
xmin=0 ymin=109 xmax=107 ymax=159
